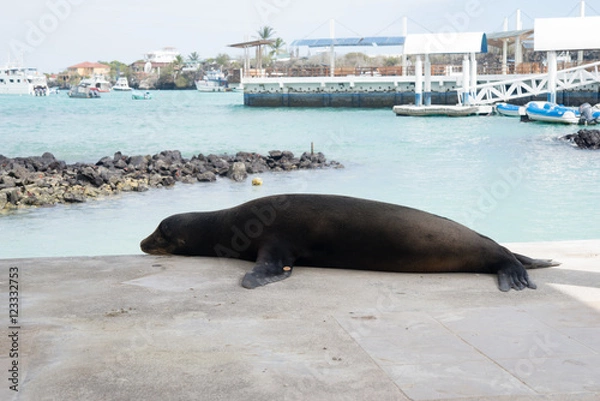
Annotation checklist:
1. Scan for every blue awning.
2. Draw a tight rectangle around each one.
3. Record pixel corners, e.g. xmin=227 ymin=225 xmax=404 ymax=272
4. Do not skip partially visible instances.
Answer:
xmin=290 ymin=36 xmax=405 ymax=48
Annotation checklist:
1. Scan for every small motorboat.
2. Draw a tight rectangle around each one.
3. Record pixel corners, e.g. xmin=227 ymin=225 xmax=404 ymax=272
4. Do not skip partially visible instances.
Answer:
xmin=68 ymin=83 xmax=101 ymax=98
xmin=195 ymin=69 xmax=230 ymax=92
xmin=132 ymin=91 xmax=152 ymax=100
xmin=525 ymin=101 xmax=580 ymax=124
xmin=80 ymin=75 xmax=111 ymax=92
xmin=495 ymin=102 xmax=525 ymax=117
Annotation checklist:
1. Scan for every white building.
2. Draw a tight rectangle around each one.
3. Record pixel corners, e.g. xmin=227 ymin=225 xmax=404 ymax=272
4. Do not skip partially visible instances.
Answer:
xmin=143 ymin=47 xmax=181 ymax=64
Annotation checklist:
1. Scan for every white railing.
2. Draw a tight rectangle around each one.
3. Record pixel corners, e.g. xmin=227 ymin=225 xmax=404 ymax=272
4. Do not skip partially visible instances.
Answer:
xmin=460 ymin=60 xmax=600 ymax=105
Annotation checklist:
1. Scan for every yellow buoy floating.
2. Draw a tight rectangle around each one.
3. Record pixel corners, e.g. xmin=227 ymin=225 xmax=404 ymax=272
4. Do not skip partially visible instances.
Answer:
xmin=252 ymin=177 xmax=263 ymax=186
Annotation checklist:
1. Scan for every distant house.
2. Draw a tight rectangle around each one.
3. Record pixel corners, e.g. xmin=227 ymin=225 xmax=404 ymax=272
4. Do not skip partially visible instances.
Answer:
xmin=144 ymin=47 xmax=180 ymax=64
xmin=67 ymin=61 xmax=111 ymax=77
xmin=130 ymin=60 xmax=172 ymax=75
xmin=129 ymin=47 xmax=192 ymax=89
xmin=131 ymin=47 xmax=181 ymax=75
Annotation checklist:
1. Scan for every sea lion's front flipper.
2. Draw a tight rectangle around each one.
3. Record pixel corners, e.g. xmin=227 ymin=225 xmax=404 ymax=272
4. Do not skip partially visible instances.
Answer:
xmin=241 ymin=261 xmax=293 ymax=289
xmin=497 ymin=263 xmax=536 ymax=292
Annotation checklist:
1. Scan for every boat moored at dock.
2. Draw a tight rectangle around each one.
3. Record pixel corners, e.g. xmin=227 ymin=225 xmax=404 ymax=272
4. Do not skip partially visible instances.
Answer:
xmin=393 ymin=104 xmax=493 ymax=117
xmin=495 ymin=102 xmax=525 ymax=117
xmin=525 ymin=101 xmax=580 ymax=124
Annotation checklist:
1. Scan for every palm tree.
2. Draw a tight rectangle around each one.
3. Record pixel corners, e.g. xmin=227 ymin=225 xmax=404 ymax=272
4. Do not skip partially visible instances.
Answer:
xmin=269 ymin=38 xmax=286 ymax=58
xmin=187 ymin=52 xmax=201 ymax=70
xmin=188 ymin=52 xmax=200 ymax=63
xmin=256 ymin=26 xmax=275 ymax=41
xmin=172 ymin=55 xmax=185 ymax=71
xmin=171 ymin=55 xmax=185 ymax=82
xmin=255 ymin=26 xmax=276 ymax=72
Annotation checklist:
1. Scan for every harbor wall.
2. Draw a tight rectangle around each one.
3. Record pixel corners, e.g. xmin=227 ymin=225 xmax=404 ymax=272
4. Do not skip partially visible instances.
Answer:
xmin=244 ymin=91 xmax=461 ymax=108
xmin=241 ymin=76 xmax=600 ymax=108
xmin=244 ymin=89 xmax=600 ymax=108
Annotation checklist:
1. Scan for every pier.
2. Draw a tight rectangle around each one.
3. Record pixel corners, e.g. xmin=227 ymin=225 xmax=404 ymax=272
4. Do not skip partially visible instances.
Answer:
xmin=241 ymin=69 xmax=600 ymax=108
xmin=239 ymin=4 xmax=600 ymax=108
xmin=5 ymin=240 xmax=600 ymax=400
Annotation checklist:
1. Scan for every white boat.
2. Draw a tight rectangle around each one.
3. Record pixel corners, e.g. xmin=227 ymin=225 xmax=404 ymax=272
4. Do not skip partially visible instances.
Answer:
xmin=112 ymin=77 xmax=132 ymax=91
xmin=80 ymin=74 xmax=111 ymax=92
xmin=0 ymin=65 xmax=49 ymax=96
xmin=195 ymin=70 xmax=230 ymax=92
xmin=495 ymin=102 xmax=525 ymax=117
xmin=68 ymin=82 xmax=101 ymax=98
xmin=132 ymin=91 xmax=152 ymax=100
xmin=393 ymin=104 xmax=493 ymax=117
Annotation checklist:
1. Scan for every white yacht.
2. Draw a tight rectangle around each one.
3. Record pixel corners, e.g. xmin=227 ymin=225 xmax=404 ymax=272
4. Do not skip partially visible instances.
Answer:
xmin=113 ymin=77 xmax=132 ymax=91
xmin=0 ymin=66 xmax=49 ymax=96
xmin=80 ymin=74 xmax=111 ymax=92
xmin=195 ymin=70 xmax=230 ymax=92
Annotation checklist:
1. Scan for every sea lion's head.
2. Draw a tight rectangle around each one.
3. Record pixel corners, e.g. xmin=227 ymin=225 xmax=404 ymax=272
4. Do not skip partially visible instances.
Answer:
xmin=140 ymin=214 xmax=189 ymax=255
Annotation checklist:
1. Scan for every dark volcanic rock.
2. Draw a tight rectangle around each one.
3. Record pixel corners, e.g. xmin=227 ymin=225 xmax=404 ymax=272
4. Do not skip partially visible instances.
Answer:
xmin=0 ymin=149 xmax=343 ymax=210
xmin=227 ymin=162 xmax=248 ymax=182
xmin=563 ymin=129 xmax=600 ymax=149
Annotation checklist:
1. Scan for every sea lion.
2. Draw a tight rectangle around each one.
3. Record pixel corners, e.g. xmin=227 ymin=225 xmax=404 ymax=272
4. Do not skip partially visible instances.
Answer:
xmin=140 ymin=194 xmax=558 ymax=291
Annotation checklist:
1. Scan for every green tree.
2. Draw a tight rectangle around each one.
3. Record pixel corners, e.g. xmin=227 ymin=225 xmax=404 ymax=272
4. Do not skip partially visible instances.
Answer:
xmin=214 ymin=53 xmax=231 ymax=68
xmin=174 ymin=75 xmax=189 ymax=89
xmin=383 ymin=56 xmax=401 ymax=66
xmin=187 ymin=52 xmax=201 ymax=72
xmin=256 ymin=26 xmax=276 ymax=68
xmin=99 ymin=60 xmax=132 ymax=82
xmin=171 ymin=55 xmax=185 ymax=83
xmin=269 ymin=37 xmax=286 ymax=57
xmin=256 ymin=26 xmax=275 ymax=41
xmin=188 ymin=52 xmax=200 ymax=64
xmin=172 ymin=55 xmax=185 ymax=73
xmin=157 ymin=65 xmax=175 ymax=89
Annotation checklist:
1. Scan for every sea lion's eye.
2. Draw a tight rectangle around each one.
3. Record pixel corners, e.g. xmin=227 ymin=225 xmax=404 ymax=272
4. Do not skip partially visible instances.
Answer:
xmin=159 ymin=221 xmax=171 ymax=238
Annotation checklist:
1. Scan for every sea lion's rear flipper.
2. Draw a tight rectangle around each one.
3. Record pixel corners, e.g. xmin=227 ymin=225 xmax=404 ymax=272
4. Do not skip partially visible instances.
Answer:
xmin=497 ymin=263 xmax=537 ymax=292
xmin=241 ymin=261 xmax=293 ymax=289
xmin=513 ymin=253 xmax=560 ymax=269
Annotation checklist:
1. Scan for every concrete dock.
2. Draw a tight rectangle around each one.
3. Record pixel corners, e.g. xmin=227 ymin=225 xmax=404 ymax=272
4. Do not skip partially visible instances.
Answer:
xmin=1 ymin=240 xmax=599 ymax=400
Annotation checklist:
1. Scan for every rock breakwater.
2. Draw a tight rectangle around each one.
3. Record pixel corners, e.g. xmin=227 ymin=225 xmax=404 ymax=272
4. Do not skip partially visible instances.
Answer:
xmin=0 ymin=150 xmax=343 ymax=210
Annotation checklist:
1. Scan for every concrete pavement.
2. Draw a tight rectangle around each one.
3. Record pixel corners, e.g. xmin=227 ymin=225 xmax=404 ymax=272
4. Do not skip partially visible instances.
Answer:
xmin=1 ymin=240 xmax=599 ymax=400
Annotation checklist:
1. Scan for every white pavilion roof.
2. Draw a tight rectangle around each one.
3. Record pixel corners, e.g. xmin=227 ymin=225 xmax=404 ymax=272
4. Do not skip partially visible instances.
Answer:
xmin=535 ymin=16 xmax=600 ymax=51
xmin=403 ymin=32 xmax=487 ymax=55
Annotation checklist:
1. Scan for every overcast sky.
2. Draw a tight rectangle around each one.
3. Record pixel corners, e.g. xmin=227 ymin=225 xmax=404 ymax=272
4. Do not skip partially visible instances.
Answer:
xmin=0 ymin=0 xmax=594 ymax=73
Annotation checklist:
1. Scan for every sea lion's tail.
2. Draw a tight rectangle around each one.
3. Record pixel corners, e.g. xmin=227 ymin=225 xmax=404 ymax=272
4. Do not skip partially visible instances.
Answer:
xmin=514 ymin=253 xmax=560 ymax=269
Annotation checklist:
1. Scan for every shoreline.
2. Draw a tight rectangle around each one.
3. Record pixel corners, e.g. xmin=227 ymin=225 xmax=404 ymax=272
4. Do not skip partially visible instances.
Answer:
xmin=0 ymin=150 xmax=343 ymax=211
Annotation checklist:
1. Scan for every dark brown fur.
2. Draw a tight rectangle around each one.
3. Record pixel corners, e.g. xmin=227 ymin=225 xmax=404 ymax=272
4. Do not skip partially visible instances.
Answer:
xmin=141 ymin=194 xmax=557 ymax=291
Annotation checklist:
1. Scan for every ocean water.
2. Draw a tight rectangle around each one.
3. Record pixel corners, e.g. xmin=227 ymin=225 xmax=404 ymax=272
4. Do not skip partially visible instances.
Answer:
xmin=1 ymin=91 xmax=599 ymax=259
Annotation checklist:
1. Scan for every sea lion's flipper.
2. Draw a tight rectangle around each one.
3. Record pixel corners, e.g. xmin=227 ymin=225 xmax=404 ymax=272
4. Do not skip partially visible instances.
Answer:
xmin=497 ymin=263 xmax=536 ymax=292
xmin=241 ymin=261 xmax=293 ymax=289
xmin=513 ymin=253 xmax=560 ymax=269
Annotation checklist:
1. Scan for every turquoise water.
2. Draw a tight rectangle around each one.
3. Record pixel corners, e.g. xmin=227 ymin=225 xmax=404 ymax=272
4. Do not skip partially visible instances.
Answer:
xmin=1 ymin=91 xmax=599 ymax=258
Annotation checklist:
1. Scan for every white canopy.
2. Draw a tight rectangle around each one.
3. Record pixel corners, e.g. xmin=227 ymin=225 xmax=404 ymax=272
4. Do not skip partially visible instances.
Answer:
xmin=403 ymin=32 xmax=487 ymax=55
xmin=535 ymin=16 xmax=600 ymax=51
